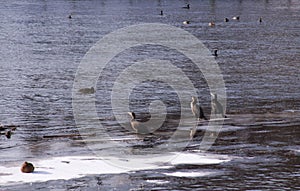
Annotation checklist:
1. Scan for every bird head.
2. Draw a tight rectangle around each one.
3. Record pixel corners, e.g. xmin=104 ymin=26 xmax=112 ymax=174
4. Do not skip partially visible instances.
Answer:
xmin=128 ymin=112 xmax=136 ymax=120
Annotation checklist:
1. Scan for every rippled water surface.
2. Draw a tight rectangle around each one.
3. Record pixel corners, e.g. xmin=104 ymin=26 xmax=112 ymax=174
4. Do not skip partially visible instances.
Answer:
xmin=0 ymin=0 xmax=299 ymax=190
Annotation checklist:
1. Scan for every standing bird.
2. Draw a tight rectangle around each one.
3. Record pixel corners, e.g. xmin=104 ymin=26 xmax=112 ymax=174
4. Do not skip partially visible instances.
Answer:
xmin=211 ymin=93 xmax=227 ymax=118
xmin=191 ymin=96 xmax=207 ymax=120
xmin=128 ymin=112 xmax=151 ymax=134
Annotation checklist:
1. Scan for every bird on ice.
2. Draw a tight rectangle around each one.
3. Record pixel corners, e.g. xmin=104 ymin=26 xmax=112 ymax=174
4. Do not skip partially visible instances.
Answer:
xmin=128 ymin=112 xmax=151 ymax=134
xmin=191 ymin=96 xmax=207 ymax=120
xmin=211 ymin=93 xmax=227 ymax=118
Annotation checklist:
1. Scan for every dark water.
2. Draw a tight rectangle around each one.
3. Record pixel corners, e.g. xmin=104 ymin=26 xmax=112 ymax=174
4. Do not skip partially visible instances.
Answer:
xmin=0 ymin=0 xmax=299 ymax=190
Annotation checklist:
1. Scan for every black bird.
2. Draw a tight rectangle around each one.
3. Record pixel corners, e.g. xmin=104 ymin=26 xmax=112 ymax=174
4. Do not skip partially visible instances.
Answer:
xmin=259 ymin=17 xmax=262 ymax=23
xmin=160 ymin=10 xmax=163 ymax=16
xmin=191 ymin=96 xmax=207 ymax=120
xmin=213 ymin=49 xmax=218 ymax=57
xmin=224 ymin=18 xmax=229 ymax=22
xmin=183 ymin=4 xmax=190 ymax=9
xmin=211 ymin=94 xmax=227 ymax=118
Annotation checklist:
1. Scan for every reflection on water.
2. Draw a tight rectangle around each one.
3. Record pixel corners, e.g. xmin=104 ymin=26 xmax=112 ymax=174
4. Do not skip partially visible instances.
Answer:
xmin=0 ymin=0 xmax=299 ymax=190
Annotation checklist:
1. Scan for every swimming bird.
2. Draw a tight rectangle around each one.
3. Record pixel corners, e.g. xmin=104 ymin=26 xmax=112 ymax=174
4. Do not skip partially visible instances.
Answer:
xmin=232 ymin=16 xmax=240 ymax=21
xmin=21 ymin=162 xmax=34 ymax=173
xmin=79 ymin=87 xmax=95 ymax=94
xmin=183 ymin=4 xmax=190 ymax=9
xmin=259 ymin=17 xmax=262 ymax=23
xmin=68 ymin=14 xmax=72 ymax=19
xmin=211 ymin=93 xmax=227 ymax=118
xmin=5 ymin=130 xmax=11 ymax=139
xmin=183 ymin=20 xmax=190 ymax=25
xmin=191 ymin=96 xmax=207 ymax=120
xmin=128 ymin=112 xmax=151 ymax=134
xmin=224 ymin=18 xmax=229 ymax=22
xmin=160 ymin=10 xmax=163 ymax=16
xmin=213 ymin=49 xmax=218 ymax=57
xmin=209 ymin=22 xmax=215 ymax=27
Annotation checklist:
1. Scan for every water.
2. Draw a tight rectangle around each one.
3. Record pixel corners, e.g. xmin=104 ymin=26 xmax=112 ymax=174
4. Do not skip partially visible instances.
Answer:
xmin=0 ymin=0 xmax=299 ymax=190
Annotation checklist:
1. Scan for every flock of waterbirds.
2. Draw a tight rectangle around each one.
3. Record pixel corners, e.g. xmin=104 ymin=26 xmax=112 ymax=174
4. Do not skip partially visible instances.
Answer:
xmin=159 ymin=3 xmax=263 ymax=57
xmin=72 ymin=3 xmax=232 ymax=134
xmin=67 ymin=3 xmax=263 ymax=57
xmin=128 ymin=94 xmax=226 ymax=135
xmin=0 ymin=2 xmax=233 ymax=174
xmin=124 ymin=3 xmax=234 ymax=134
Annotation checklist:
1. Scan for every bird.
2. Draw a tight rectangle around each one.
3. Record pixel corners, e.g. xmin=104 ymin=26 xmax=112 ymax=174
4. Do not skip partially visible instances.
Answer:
xmin=232 ymin=16 xmax=240 ymax=21
xmin=259 ymin=17 xmax=262 ymax=23
xmin=224 ymin=18 xmax=229 ymax=22
xmin=79 ymin=87 xmax=95 ymax=94
xmin=5 ymin=130 xmax=11 ymax=139
xmin=183 ymin=20 xmax=190 ymax=25
xmin=191 ymin=96 xmax=207 ymax=120
xmin=21 ymin=162 xmax=34 ymax=173
xmin=128 ymin=112 xmax=151 ymax=134
xmin=211 ymin=93 xmax=227 ymax=118
xmin=209 ymin=22 xmax=215 ymax=27
xmin=213 ymin=49 xmax=218 ymax=57
xmin=160 ymin=10 xmax=163 ymax=16
xmin=68 ymin=14 xmax=72 ymax=19
xmin=183 ymin=4 xmax=190 ymax=9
